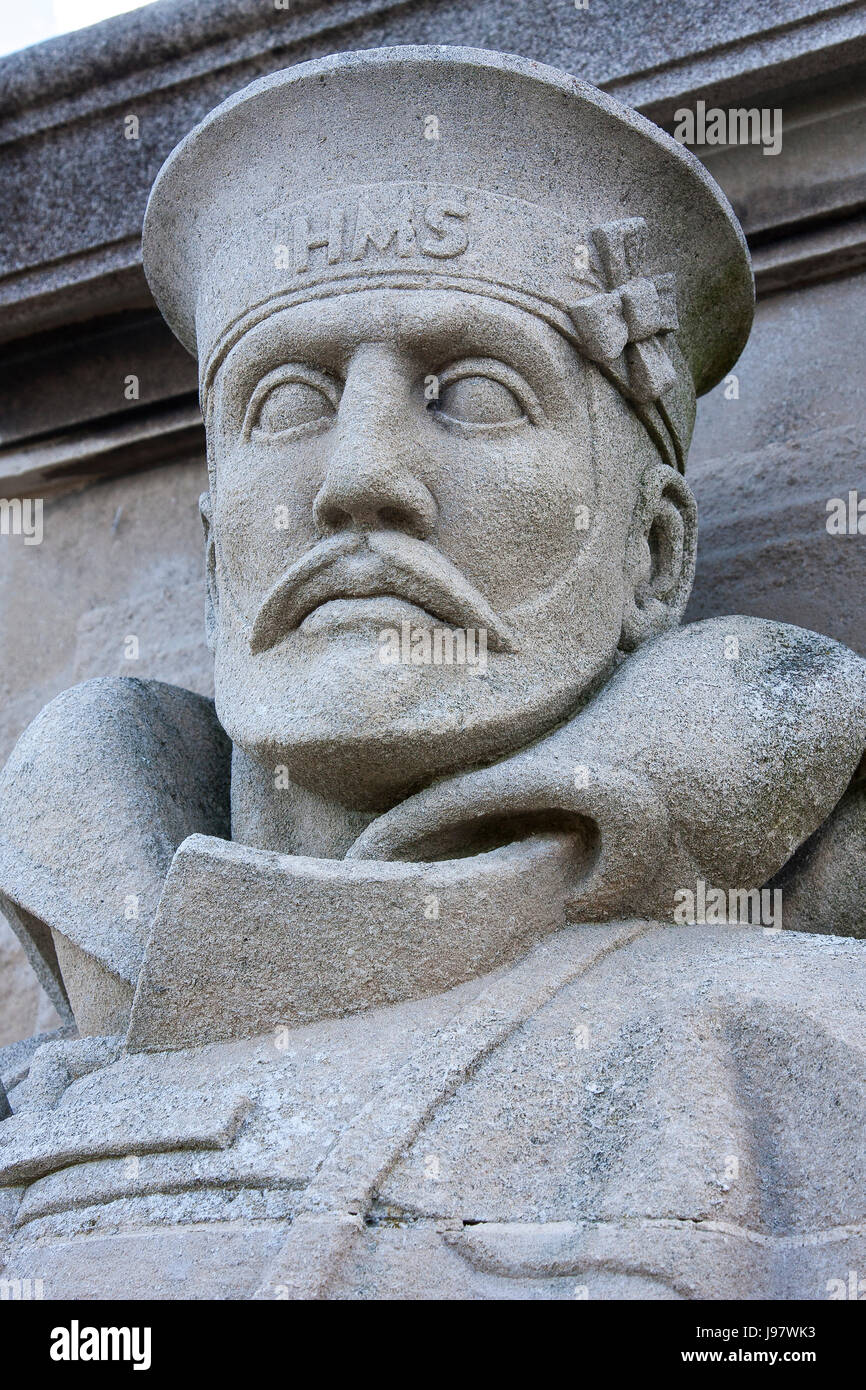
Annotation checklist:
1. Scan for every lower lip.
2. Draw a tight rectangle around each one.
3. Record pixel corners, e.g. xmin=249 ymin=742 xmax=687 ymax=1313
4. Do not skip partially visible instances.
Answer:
xmin=298 ymin=596 xmax=444 ymax=635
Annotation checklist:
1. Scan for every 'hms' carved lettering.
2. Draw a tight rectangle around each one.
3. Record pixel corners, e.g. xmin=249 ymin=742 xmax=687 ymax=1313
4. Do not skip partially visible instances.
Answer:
xmin=289 ymin=195 xmax=469 ymax=274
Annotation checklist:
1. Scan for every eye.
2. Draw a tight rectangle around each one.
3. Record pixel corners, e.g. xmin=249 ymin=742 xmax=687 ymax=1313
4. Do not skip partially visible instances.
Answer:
xmin=256 ymin=381 xmax=333 ymax=433
xmin=429 ymin=359 xmax=537 ymax=429
xmin=244 ymin=366 xmax=340 ymax=439
xmin=438 ymin=376 xmax=523 ymax=424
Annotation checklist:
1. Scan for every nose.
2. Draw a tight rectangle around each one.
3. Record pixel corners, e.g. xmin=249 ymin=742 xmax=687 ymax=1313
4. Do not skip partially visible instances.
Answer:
xmin=312 ymin=344 xmax=437 ymax=539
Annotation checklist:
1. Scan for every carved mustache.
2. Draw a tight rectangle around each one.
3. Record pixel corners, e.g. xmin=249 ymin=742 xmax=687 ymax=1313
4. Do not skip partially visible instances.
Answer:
xmin=249 ymin=531 xmax=517 ymax=655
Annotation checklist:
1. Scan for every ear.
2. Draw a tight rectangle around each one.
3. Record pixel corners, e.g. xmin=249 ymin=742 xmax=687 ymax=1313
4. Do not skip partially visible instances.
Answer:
xmin=620 ymin=462 xmax=697 ymax=652
xmin=199 ymin=490 xmax=219 ymax=652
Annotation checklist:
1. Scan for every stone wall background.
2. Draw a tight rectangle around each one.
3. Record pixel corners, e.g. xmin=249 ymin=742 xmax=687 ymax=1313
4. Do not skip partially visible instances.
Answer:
xmin=1 ymin=0 xmax=864 ymax=1042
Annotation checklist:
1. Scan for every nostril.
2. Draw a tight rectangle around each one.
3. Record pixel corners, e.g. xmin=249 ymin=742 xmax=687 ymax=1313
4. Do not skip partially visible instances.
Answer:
xmin=313 ymin=478 xmax=437 ymax=539
xmin=317 ymin=504 xmax=351 ymax=533
xmin=377 ymin=505 xmax=435 ymax=540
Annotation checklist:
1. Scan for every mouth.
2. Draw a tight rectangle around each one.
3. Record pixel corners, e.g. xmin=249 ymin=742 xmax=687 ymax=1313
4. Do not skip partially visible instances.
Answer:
xmin=290 ymin=560 xmax=474 ymax=632
xmin=297 ymin=593 xmax=445 ymax=635
xmin=249 ymin=532 xmax=517 ymax=655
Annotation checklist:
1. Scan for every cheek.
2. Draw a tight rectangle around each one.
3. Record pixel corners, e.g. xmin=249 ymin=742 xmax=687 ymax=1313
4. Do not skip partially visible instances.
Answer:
xmin=434 ymin=425 xmax=596 ymax=605
xmin=210 ymin=439 xmax=325 ymax=614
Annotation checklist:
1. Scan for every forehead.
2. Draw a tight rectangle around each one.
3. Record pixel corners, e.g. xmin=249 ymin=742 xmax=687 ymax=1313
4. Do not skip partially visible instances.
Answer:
xmin=214 ymin=288 xmax=582 ymax=388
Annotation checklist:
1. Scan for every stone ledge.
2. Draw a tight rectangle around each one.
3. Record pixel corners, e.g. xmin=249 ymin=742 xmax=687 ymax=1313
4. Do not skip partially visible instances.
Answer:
xmin=2 ymin=3 xmax=866 ymax=493
xmin=2 ymin=1 xmax=865 ymax=346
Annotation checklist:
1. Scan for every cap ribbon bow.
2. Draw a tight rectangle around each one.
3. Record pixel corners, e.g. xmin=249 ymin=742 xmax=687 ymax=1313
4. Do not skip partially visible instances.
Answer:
xmin=568 ymin=217 xmax=679 ymax=404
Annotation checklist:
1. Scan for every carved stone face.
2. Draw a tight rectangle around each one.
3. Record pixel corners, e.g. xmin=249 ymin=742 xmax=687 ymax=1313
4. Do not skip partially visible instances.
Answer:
xmin=203 ymin=286 xmax=683 ymax=809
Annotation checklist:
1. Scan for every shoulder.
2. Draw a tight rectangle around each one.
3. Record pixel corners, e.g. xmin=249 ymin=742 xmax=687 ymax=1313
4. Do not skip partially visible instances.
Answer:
xmin=0 ymin=679 xmax=230 ymax=1032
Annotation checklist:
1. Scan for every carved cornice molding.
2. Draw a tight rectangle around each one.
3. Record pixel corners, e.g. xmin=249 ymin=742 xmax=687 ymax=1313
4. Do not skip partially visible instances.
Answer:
xmin=1 ymin=0 xmax=865 ymax=493
xmin=1 ymin=1 xmax=865 ymax=343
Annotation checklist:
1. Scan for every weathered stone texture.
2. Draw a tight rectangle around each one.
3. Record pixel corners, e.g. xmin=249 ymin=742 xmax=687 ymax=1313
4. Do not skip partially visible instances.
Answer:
xmin=0 ymin=456 xmax=211 ymax=769
xmin=687 ymin=270 xmax=866 ymax=653
xmin=0 ymin=20 xmax=863 ymax=1303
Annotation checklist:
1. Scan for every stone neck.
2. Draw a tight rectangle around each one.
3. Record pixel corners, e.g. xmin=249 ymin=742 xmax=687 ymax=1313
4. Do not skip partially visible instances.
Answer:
xmin=229 ymin=745 xmax=376 ymax=859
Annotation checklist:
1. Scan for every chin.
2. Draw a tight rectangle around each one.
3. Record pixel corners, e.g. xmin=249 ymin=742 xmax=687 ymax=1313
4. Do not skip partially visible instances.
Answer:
xmin=217 ymin=653 xmax=595 ymax=815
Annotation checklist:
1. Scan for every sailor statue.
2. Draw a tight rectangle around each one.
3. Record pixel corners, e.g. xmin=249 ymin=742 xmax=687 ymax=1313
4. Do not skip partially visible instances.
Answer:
xmin=0 ymin=47 xmax=863 ymax=1300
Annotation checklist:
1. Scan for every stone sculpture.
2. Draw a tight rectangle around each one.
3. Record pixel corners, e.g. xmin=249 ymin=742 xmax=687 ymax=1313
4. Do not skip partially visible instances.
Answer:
xmin=0 ymin=47 xmax=863 ymax=1300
